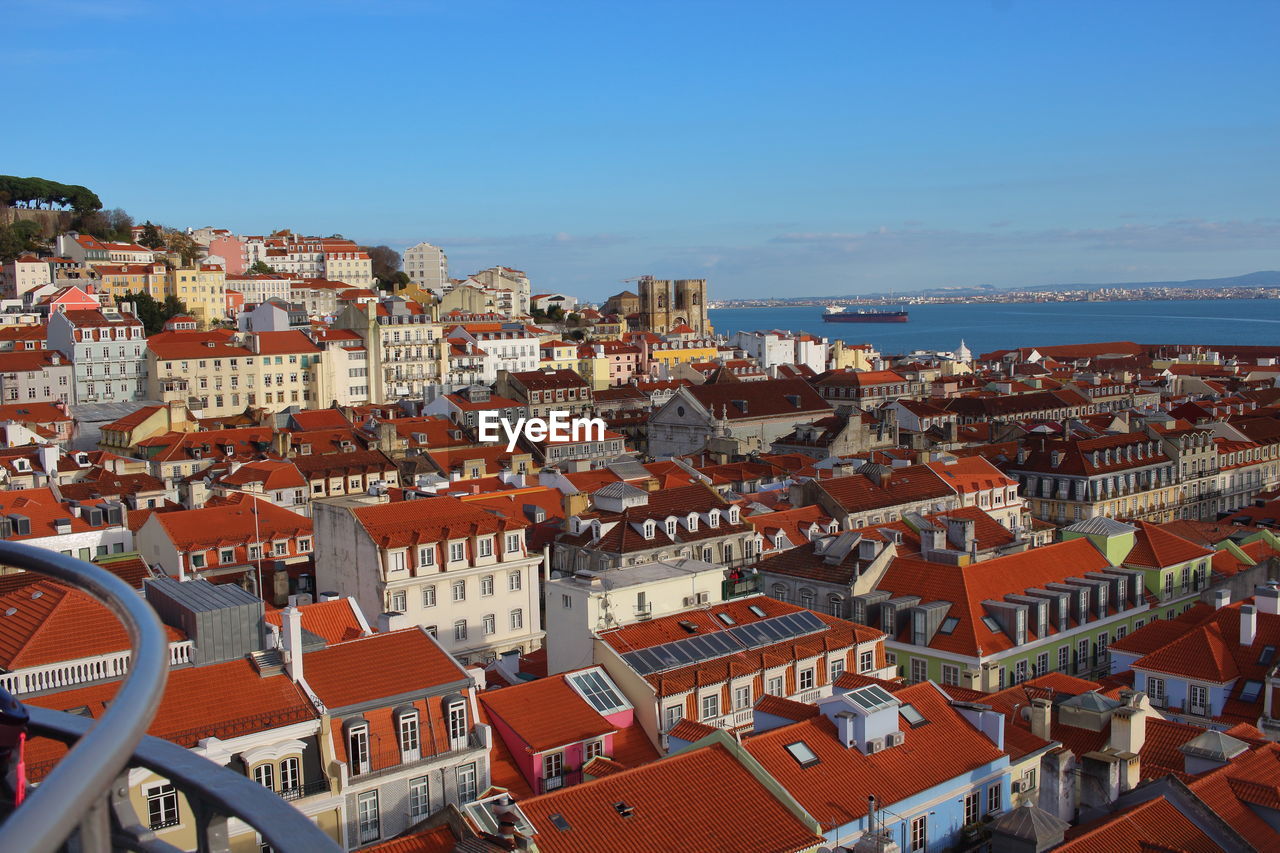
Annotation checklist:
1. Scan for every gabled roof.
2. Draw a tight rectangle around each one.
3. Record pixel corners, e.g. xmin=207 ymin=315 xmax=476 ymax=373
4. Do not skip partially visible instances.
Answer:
xmin=480 ymin=674 xmax=616 ymax=753
xmin=302 ymin=628 xmax=468 ymax=708
xmin=519 ymin=741 xmax=825 ymax=853
xmin=1122 ymin=521 xmax=1215 ymax=568
xmin=262 ymin=597 xmax=368 ymax=644
xmin=743 ymin=682 xmax=1006 ymax=830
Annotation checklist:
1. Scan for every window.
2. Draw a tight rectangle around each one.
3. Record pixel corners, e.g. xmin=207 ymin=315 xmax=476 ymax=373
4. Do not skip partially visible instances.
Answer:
xmin=357 ymin=791 xmax=380 ymax=843
xmin=964 ymin=790 xmax=979 ymax=826
xmin=987 ymin=782 xmax=1002 ymax=814
xmin=734 ymin=684 xmax=752 ymax=710
xmin=456 ymin=763 xmax=478 ymax=804
xmin=478 ymin=537 xmax=493 ymax=557
xmin=419 ymin=546 xmax=435 ymax=567
xmin=506 ymin=533 xmax=521 ymax=553
xmin=1058 ymin=646 xmax=1070 ymax=672
xmin=1147 ymin=676 xmax=1166 ymax=705
xmin=767 ymin=676 xmax=784 ymax=696
xmin=911 ymin=658 xmax=928 ymax=683
xmin=909 ymin=815 xmax=927 ymax=852
xmin=253 ymin=763 xmax=274 ymax=790
xmin=391 ymin=590 xmax=406 ymax=612
xmin=423 ymin=585 xmax=437 ymax=608
xmin=858 ymin=649 xmax=874 ymax=673
xmin=1035 ymin=652 xmax=1049 ymax=677
xmin=798 ymin=668 xmax=815 ymax=691
xmin=452 ymin=581 xmax=466 ymax=602
xmin=399 ymin=712 xmax=421 ymax=758
xmin=508 ymin=570 xmax=522 ymax=591
xmin=483 ymin=614 xmax=496 ymax=635
xmin=941 ymin=664 xmax=960 ymax=686
xmin=348 ymin=726 xmax=370 ymax=775
xmin=449 ymin=542 xmax=465 ymax=562
xmin=146 ymin=782 xmax=179 ymax=830
xmin=1023 ymin=767 xmax=1037 ymax=792
xmin=279 ymin=757 xmax=299 ymax=794
xmin=453 ymin=620 xmax=468 ymax=641
xmin=481 ymin=575 xmax=494 ymax=596
xmin=701 ymin=693 xmax=720 ymax=720
xmin=544 ymin=751 xmax=563 ymax=781
xmin=831 ymin=659 xmax=846 ymax=681
xmin=1241 ymin=680 xmax=1264 ymax=703
xmin=1013 ymin=660 xmax=1028 ymax=684
xmin=219 ymin=548 xmax=235 ymax=564
xmin=585 ymin=739 xmax=604 ymax=761
xmin=562 ymin=595 xmax=573 ymax=609
xmin=1190 ymin=684 xmax=1209 ymax=713
xmin=664 ymin=704 xmax=683 ymax=731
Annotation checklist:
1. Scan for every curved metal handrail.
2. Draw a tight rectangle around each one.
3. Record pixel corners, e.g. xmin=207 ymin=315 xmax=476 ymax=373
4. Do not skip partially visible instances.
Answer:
xmin=27 ymin=705 xmax=342 ymax=853
xmin=0 ymin=541 xmax=171 ymax=853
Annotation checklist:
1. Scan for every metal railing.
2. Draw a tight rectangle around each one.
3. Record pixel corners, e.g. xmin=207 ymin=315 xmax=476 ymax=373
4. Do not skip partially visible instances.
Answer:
xmin=0 ymin=540 xmax=341 ymax=853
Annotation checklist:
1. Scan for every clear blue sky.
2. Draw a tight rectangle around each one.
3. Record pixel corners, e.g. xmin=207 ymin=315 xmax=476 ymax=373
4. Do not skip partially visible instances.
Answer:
xmin=8 ymin=0 xmax=1279 ymax=300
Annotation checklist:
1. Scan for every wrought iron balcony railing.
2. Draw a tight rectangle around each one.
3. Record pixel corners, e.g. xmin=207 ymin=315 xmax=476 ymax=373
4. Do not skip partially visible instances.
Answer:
xmin=0 ymin=540 xmax=341 ymax=853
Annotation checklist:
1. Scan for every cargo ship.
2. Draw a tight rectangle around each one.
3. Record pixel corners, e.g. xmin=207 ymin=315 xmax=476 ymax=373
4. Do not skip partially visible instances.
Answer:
xmin=822 ymin=305 xmax=909 ymax=323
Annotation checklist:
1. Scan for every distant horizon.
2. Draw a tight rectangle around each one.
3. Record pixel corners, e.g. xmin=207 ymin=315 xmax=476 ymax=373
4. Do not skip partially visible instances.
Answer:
xmin=7 ymin=0 xmax=1278 ymax=301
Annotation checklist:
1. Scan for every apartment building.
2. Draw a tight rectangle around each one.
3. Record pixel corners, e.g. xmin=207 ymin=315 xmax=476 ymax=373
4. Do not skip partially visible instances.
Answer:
xmin=403 ymin=241 xmax=449 ymax=293
xmin=0 ymin=349 xmax=73 ymax=403
xmin=496 ymin=368 xmax=593 ymax=420
xmin=647 ymin=378 xmax=832 ymax=458
xmin=312 ymin=493 xmax=545 ymax=665
xmin=46 ymin=306 xmax=147 ymax=404
xmin=166 ymin=263 xmax=227 ymax=327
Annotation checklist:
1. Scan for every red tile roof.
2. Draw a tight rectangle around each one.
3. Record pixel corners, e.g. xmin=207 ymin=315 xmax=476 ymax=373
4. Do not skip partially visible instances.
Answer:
xmin=262 ymin=597 xmax=367 ymax=644
xmin=1122 ymin=521 xmax=1215 ymax=568
xmin=302 ymin=628 xmax=468 ymax=708
xmin=520 ymin=742 xmax=824 ymax=853
xmin=744 ymin=682 xmax=1006 ymax=831
xmin=351 ymin=494 xmax=528 ymax=549
xmin=480 ymin=674 xmax=616 ymax=752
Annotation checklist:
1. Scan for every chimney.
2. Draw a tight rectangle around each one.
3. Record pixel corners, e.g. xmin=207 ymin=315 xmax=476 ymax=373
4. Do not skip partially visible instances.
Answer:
xmin=281 ymin=605 xmax=304 ymax=683
xmin=1241 ymin=604 xmax=1258 ymax=647
xmin=1211 ymin=588 xmax=1230 ymax=610
xmin=1255 ymin=583 xmax=1280 ymax=616
xmin=1030 ymin=697 xmax=1052 ymax=741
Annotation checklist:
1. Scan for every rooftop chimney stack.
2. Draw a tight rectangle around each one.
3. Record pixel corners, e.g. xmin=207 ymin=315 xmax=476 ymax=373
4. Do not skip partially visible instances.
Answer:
xmin=1241 ymin=604 xmax=1258 ymax=647
xmin=282 ymin=605 xmax=304 ymax=683
xmin=1030 ymin=697 xmax=1052 ymax=741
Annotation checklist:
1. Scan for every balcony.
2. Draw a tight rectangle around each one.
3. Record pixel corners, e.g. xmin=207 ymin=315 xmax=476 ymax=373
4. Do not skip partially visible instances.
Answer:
xmin=278 ymin=778 xmax=333 ymax=801
xmin=0 ymin=540 xmax=340 ymax=853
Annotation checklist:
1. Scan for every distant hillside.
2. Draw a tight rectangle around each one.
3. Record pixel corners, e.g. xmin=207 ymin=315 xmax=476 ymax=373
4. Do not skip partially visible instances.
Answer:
xmin=1022 ymin=271 xmax=1280 ymax=292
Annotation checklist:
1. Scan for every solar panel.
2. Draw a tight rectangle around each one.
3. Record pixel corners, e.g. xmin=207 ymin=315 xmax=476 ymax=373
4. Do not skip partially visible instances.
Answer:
xmin=620 ymin=610 xmax=831 ymax=676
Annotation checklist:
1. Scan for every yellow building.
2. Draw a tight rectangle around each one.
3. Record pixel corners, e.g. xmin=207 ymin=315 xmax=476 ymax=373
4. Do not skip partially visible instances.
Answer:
xmin=575 ymin=348 xmax=612 ymax=391
xmin=95 ymin=263 xmax=168 ymax=301
xmin=647 ymin=339 xmax=719 ymax=375
xmin=830 ymin=340 xmax=876 ymax=371
xmin=539 ymin=339 xmax=578 ymax=372
xmin=167 ymin=263 xmax=227 ymax=328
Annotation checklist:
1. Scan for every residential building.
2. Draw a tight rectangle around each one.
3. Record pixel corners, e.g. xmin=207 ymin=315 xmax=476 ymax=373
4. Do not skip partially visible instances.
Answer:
xmin=0 ymin=349 xmax=73 ymax=403
xmin=496 ymin=368 xmax=593 ymax=420
xmin=544 ymin=557 xmax=732 ymax=675
xmin=590 ymin=594 xmax=888 ymax=748
xmin=554 ymin=482 xmax=759 ymax=575
xmin=647 ymin=378 xmax=832 ymax=458
xmin=421 ymin=385 xmax=527 ymax=431
xmin=312 ymin=493 xmax=544 ymax=664
xmin=731 ymin=329 xmax=828 ymax=376
xmin=0 ymin=254 xmax=51 ymax=298
xmin=46 ymin=306 xmax=147 ymax=404
xmin=403 ymin=241 xmax=449 ymax=293
xmin=225 ymin=273 xmax=293 ymax=306
xmin=166 ymin=263 xmax=227 ymax=327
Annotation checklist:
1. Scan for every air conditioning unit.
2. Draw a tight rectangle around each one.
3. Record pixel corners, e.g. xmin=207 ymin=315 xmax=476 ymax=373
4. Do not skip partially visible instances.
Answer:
xmin=864 ymin=738 xmax=883 ymax=754
xmin=682 ymin=596 xmax=695 ymax=608
xmin=1011 ymin=780 xmax=1026 ymax=794
xmin=886 ymin=731 xmax=904 ymax=748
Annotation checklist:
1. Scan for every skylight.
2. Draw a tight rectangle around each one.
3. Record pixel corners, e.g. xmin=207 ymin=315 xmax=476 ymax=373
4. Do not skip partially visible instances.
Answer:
xmin=717 ymin=613 xmax=736 ymax=626
xmin=1259 ymin=646 xmax=1276 ymax=667
xmin=566 ymin=668 xmax=631 ymax=715
xmin=939 ymin=617 xmax=959 ymax=634
xmin=748 ymin=605 xmax=767 ymax=618
xmin=784 ymin=741 xmax=820 ymax=768
xmin=548 ymin=814 xmax=571 ymax=832
xmin=1240 ymin=680 xmax=1264 ymax=703
xmin=981 ymin=616 xmax=1002 ymax=633
xmin=899 ymin=703 xmax=928 ymax=728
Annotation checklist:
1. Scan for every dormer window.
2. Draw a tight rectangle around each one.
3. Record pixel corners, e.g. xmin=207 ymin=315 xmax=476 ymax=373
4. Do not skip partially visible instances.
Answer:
xmin=728 ymin=507 xmax=740 ymax=524
xmin=643 ymin=520 xmax=656 ymax=540
xmin=707 ymin=510 xmax=720 ymax=528
xmin=686 ymin=513 xmax=698 ymax=531
xmin=665 ymin=518 xmax=677 ymax=537
xmin=397 ymin=709 xmax=421 ymax=761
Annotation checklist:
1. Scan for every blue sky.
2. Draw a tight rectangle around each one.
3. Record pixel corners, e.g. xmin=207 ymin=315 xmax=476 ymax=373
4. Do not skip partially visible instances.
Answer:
xmin=7 ymin=0 xmax=1279 ymax=300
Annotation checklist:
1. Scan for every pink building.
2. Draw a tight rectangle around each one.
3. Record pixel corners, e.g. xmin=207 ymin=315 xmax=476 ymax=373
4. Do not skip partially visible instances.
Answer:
xmin=478 ymin=667 xmax=658 ymax=794
xmin=208 ymin=234 xmax=247 ymax=274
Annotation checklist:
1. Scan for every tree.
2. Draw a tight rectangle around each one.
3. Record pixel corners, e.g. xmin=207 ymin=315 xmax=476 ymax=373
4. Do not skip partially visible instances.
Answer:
xmin=120 ymin=291 xmax=188 ymax=335
xmin=164 ymin=230 xmax=203 ymax=266
xmin=138 ymin=221 xmax=165 ymax=249
xmin=248 ymin=260 xmax=276 ymax=275
xmin=365 ymin=245 xmax=402 ymax=287
xmin=0 ymin=220 xmax=42 ymax=262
